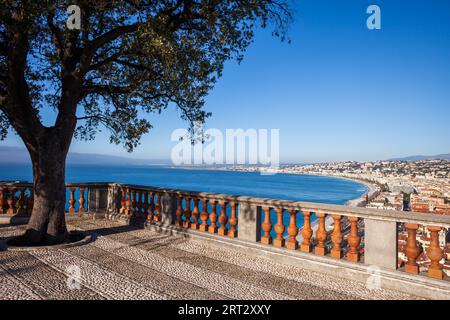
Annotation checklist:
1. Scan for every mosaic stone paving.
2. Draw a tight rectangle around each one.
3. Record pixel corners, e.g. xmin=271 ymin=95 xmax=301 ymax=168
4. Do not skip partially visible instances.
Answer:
xmin=0 ymin=218 xmax=422 ymax=300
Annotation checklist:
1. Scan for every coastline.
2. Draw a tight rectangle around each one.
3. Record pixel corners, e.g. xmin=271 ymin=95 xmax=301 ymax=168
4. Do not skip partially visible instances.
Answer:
xmin=332 ymin=176 xmax=380 ymax=208
xmin=173 ymin=165 xmax=378 ymax=208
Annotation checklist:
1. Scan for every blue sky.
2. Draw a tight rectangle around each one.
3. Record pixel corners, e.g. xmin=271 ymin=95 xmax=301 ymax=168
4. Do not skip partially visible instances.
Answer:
xmin=3 ymin=0 xmax=450 ymax=163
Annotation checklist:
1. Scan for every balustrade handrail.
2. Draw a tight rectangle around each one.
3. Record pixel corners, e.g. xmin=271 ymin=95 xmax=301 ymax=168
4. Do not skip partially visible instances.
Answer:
xmin=1 ymin=181 xmax=450 ymax=227
xmin=0 ymin=181 xmax=110 ymax=188
xmin=117 ymin=183 xmax=450 ymax=228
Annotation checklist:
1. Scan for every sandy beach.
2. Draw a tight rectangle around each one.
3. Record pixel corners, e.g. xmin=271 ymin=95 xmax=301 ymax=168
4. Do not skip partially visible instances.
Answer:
xmin=342 ymin=177 xmax=380 ymax=208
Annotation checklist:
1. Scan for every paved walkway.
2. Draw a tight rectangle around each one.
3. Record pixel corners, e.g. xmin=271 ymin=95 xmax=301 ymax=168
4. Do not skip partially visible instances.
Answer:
xmin=0 ymin=218 xmax=421 ymax=300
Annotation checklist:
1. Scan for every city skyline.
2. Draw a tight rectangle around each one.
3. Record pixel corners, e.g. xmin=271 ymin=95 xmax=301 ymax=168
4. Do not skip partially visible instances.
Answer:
xmin=2 ymin=0 xmax=450 ymax=163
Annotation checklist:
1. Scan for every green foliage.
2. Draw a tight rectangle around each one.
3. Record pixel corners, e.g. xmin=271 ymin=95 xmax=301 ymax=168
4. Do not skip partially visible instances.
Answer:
xmin=0 ymin=0 xmax=291 ymax=151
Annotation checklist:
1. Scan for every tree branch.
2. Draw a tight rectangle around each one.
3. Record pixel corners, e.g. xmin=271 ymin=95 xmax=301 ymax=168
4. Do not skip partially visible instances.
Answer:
xmin=90 ymin=24 xmax=140 ymax=52
xmin=83 ymin=84 xmax=135 ymax=95
xmin=46 ymin=12 xmax=64 ymax=60
xmin=88 ymin=52 xmax=121 ymax=70
xmin=3 ymin=14 xmax=43 ymax=148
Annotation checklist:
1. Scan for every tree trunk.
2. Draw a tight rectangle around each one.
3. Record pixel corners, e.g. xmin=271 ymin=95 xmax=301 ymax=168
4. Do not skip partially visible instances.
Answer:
xmin=24 ymin=146 xmax=69 ymax=245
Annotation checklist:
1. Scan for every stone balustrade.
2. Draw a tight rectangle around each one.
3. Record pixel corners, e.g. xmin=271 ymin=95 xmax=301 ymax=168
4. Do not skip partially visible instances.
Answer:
xmin=1 ymin=181 xmax=449 ymax=284
xmin=117 ymin=185 xmax=239 ymax=239
xmin=0 ymin=182 xmax=109 ymax=215
xmin=0 ymin=183 xmax=33 ymax=216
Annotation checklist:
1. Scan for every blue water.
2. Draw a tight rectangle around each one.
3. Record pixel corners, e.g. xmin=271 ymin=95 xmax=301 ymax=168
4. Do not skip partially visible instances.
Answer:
xmin=0 ymin=164 xmax=366 ymax=237
xmin=0 ymin=164 xmax=367 ymax=204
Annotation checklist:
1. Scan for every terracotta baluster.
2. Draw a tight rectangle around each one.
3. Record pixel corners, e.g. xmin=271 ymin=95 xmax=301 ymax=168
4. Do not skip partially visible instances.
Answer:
xmin=286 ymin=209 xmax=298 ymax=250
xmin=78 ymin=187 xmax=85 ymax=214
xmin=191 ymin=198 xmax=200 ymax=230
xmin=135 ymin=190 xmax=140 ymax=217
xmin=330 ymin=215 xmax=343 ymax=259
xmin=228 ymin=202 xmax=238 ymax=238
xmin=142 ymin=191 xmax=149 ymax=220
xmin=0 ymin=187 xmax=4 ymax=214
xmin=141 ymin=191 xmax=147 ymax=218
xmin=148 ymin=192 xmax=155 ymax=221
xmin=404 ymin=223 xmax=421 ymax=274
xmin=199 ymin=198 xmax=209 ymax=232
xmin=153 ymin=193 xmax=162 ymax=221
xmin=6 ymin=188 xmax=14 ymax=214
xmin=261 ymin=206 xmax=272 ymax=245
xmin=68 ymin=187 xmax=76 ymax=214
xmin=120 ymin=189 xmax=126 ymax=214
xmin=134 ymin=191 xmax=140 ymax=218
xmin=27 ymin=189 xmax=34 ymax=215
xmin=16 ymin=188 xmax=25 ymax=215
xmin=208 ymin=200 xmax=218 ymax=233
xmin=346 ymin=216 xmax=361 ymax=262
xmin=140 ymin=190 xmax=146 ymax=218
xmin=139 ymin=190 xmax=146 ymax=218
xmin=130 ymin=190 xmax=137 ymax=216
xmin=128 ymin=189 xmax=135 ymax=216
xmin=135 ymin=191 xmax=141 ymax=218
xmin=426 ymin=226 xmax=444 ymax=280
xmin=273 ymin=208 xmax=285 ymax=248
xmin=315 ymin=213 xmax=327 ymax=256
xmin=134 ymin=190 xmax=141 ymax=218
xmin=125 ymin=188 xmax=132 ymax=215
xmin=218 ymin=201 xmax=228 ymax=236
xmin=175 ymin=195 xmax=183 ymax=227
xmin=301 ymin=211 xmax=313 ymax=252
xmin=183 ymin=196 xmax=192 ymax=228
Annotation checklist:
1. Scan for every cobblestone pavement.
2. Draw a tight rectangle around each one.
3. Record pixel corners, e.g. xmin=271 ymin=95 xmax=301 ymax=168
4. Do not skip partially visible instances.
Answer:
xmin=0 ymin=218 xmax=422 ymax=300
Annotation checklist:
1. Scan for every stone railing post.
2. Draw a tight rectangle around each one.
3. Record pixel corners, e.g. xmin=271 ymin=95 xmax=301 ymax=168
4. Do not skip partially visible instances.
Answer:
xmin=160 ymin=192 xmax=177 ymax=226
xmin=107 ymin=183 xmax=120 ymax=215
xmin=88 ymin=184 xmax=109 ymax=218
xmin=364 ymin=218 xmax=398 ymax=270
xmin=236 ymin=198 xmax=261 ymax=243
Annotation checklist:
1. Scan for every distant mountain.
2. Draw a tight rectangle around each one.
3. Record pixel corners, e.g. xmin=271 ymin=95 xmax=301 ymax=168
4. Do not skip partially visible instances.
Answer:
xmin=388 ymin=153 xmax=450 ymax=161
xmin=0 ymin=146 xmax=170 ymax=166
xmin=3 ymin=145 xmax=449 ymax=165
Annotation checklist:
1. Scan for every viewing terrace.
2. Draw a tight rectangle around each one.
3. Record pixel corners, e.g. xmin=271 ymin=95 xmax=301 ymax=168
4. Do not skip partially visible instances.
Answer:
xmin=0 ymin=181 xmax=449 ymax=300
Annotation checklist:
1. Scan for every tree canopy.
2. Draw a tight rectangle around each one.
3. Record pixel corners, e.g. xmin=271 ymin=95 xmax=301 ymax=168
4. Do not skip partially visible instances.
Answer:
xmin=0 ymin=0 xmax=291 ymax=152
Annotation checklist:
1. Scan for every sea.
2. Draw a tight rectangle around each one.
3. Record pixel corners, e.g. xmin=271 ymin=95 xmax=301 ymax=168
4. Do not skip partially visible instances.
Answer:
xmin=0 ymin=164 xmax=367 ymax=204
